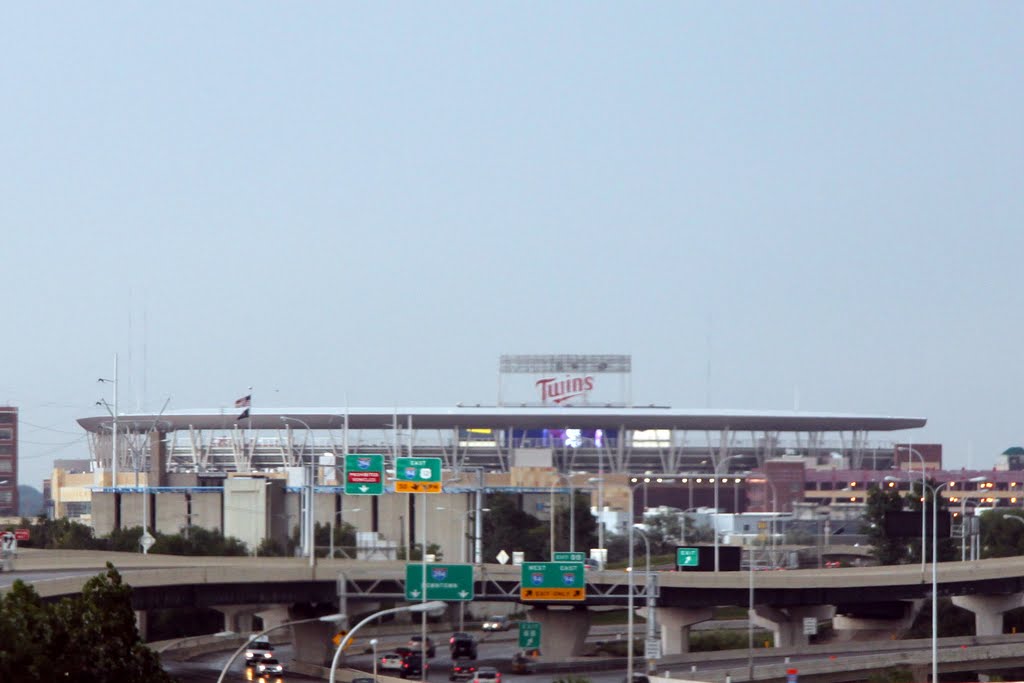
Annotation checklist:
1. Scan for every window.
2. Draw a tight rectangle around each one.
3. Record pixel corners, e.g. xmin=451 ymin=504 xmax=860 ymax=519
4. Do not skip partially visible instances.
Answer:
xmin=0 ymin=428 xmax=12 ymax=441
xmin=66 ymin=502 xmax=92 ymax=518
xmin=0 ymin=491 xmax=12 ymax=504
xmin=0 ymin=459 xmax=12 ymax=472
xmin=0 ymin=414 xmax=14 ymax=424
xmin=0 ymin=445 xmax=11 ymax=455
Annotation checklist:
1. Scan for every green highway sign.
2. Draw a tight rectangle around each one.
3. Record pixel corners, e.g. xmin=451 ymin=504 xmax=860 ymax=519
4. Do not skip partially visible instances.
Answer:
xmin=405 ymin=563 xmax=474 ymax=601
xmin=518 ymin=621 xmax=541 ymax=650
xmin=552 ymin=551 xmax=586 ymax=562
xmin=520 ymin=561 xmax=585 ymax=601
xmin=677 ymin=547 xmax=699 ymax=567
xmin=395 ymin=457 xmax=443 ymax=493
xmin=344 ymin=454 xmax=385 ymax=495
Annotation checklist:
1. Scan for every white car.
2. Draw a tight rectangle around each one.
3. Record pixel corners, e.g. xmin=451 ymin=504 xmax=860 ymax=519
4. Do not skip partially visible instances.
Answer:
xmin=380 ymin=652 xmax=404 ymax=673
xmin=481 ymin=616 xmax=511 ymax=632
xmin=245 ymin=640 xmax=274 ymax=667
xmin=255 ymin=657 xmax=284 ymax=681
xmin=471 ymin=666 xmax=501 ymax=683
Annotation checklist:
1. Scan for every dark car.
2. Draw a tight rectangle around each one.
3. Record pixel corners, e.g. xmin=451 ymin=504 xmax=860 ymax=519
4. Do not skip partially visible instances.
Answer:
xmin=449 ymin=662 xmax=478 ymax=681
xmin=408 ymin=635 xmax=436 ymax=658
xmin=400 ymin=652 xmax=427 ymax=678
xmin=449 ymin=632 xmax=478 ymax=659
xmin=511 ymin=652 xmax=533 ymax=675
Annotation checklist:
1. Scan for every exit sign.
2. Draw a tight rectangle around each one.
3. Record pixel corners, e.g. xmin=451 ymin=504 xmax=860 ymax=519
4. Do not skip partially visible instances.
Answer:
xmin=676 ymin=547 xmax=699 ymax=567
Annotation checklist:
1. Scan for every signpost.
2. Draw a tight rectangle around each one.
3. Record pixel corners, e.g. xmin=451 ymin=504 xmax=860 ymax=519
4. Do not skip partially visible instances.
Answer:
xmin=405 ymin=563 xmax=474 ymax=601
xmin=553 ymin=551 xmax=586 ymax=562
xmin=676 ymin=547 xmax=699 ymax=568
xmin=520 ymin=561 xmax=585 ymax=601
xmin=644 ymin=637 xmax=662 ymax=660
xmin=395 ymin=457 xmax=442 ymax=494
xmin=13 ymin=529 xmax=29 ymax=542
xmin=518 ymin=622 xmax=541 ymax=650
xmin=344 ymin=454 xmax=385 ymax=495
xmin=0 ymin=531 xmax=15 ymax=571
xmin=140 ymin=531 xmax=155 ymax=554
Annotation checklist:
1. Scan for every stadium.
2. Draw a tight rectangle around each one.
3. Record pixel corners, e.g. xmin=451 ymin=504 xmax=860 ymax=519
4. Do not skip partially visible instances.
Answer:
xmin=60 ymin=354 xmax=947 ymax=562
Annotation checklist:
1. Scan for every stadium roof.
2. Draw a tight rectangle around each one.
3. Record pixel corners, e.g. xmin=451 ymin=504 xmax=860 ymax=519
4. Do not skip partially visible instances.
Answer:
xmin=77 ymin=406 xmax=926 ymax=434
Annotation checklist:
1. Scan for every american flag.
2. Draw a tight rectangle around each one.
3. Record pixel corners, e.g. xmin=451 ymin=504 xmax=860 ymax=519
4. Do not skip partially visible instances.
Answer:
xmin=234 ymin=394 xmax=251 ymax=408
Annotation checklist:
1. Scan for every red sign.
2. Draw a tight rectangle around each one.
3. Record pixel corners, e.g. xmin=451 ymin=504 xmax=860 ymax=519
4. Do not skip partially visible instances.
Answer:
xmin=535 ymin=375 xmax=595 ymax=404
xmin=347 ymin=471 xmax=381 ymax=484
xmin=14 ymin=528 xmax=29 ymax=541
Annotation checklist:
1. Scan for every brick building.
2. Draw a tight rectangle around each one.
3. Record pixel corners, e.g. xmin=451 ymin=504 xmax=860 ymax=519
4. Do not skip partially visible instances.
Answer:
xmin=0 ymin=406 xmax=17 ymax=515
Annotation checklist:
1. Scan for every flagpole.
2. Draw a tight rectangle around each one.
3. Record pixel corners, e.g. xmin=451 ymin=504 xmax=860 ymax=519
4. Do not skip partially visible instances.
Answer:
xmin=247 ymin=387 xmax=253 ymax=473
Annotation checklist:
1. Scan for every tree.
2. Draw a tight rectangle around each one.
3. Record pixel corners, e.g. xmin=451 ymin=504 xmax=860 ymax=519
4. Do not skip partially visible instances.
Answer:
xmin=480 ymin=493 xmax=548 ymax=561
xmin=865 ymin=484 xmax=911 ymax=565
xmin=906 ymin=479 xmax=959 ymax=563
xmin=979 ymin=509 xmax=1024 ymax=558
xmin=0 ymin=564 xmax=175 ymax=682
xmin=552 ymin=491 xmax=599 ymax=554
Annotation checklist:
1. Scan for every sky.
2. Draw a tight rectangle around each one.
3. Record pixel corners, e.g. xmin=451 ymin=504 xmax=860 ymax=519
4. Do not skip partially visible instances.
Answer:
xmin=2 ymin=4 xmax=1022 ymax=487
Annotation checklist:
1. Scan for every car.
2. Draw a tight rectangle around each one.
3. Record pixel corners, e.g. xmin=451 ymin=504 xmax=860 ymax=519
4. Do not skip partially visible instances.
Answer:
xmin=244 ymin=640 xmax=274 ymax=667
xmin=449 ymin=632 xmax=478 ymax=659
xmin=380 ymin=652 xmax=404 ymax=673
xmin=449 ymin=662 xmax=478 ymax=681
xmin=481 ymin=615 xmax=512 ymax=632
xmin=471 ymin=665 xmax=501 ymax=683
xmin=399 ymin=651 xmax=427 ymax=678
xmin=408 ymin=634 xmax=436 ymax=657
xmin=511 ymin=652 xmax=533 ymax=675
xmin=254 ymin=657 xmax=284 ymax=681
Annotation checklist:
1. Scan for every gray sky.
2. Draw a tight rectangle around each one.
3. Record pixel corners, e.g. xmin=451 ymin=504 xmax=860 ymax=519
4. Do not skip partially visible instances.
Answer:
xmin=3 ymin=4 xmax=1022 ymax=487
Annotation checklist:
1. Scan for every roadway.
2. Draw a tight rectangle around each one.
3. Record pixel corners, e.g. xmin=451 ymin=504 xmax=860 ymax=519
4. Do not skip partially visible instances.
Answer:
xmin=163 ymin=628 xmax=1024 ymax=683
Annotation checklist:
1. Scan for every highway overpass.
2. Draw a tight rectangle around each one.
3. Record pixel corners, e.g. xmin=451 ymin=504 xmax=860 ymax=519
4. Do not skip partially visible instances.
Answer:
xmin=8 ymin=549 xmax=1024 ymax=664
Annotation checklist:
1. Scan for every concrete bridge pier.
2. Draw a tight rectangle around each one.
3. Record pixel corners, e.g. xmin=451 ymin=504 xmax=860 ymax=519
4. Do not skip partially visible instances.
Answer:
xmin=255 ymin=605 xmax=292 ymax=632
xmin=217 ymin=605 xmax=260 ymax=635
xmin=135 ymin=610 xmax=148 ymax=641
xmin=953 ymin=593 xmax=1024 ymax=636
xmin=526 ymin=604 xmax=591 ymax=658
xmin=751 ymin=604 xmax=834 ymax=647
xmin=653 ymin=606 xmax=714 ymax=654
xmin=832 ymin=600 xmax=922 ymax=640
xmin=291 ymin=618 xmax=338 ymax=666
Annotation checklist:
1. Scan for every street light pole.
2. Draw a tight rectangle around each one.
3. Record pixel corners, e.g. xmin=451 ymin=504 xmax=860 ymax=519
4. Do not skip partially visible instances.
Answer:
xmin=930 ymin=481 xmax=950 ymax=683
xmin=898 ymin=444 xmax=928 ymax=576
xmin=627 ymin=475 xmax=683 ymax=682
xmin=459 ymin=507 xmax=490 ymax=631
xmin=329 ymin=602 xmax=446 ymax=683
xmin=713 ymin=455 xmax=743 ymax=572
xmin=633 ymin=525 xmax=653 ymax=674
xmin=925 ymin=476 xmax=985 ymax=683
xmin=548 ymin=472 xmax=574 ymax=556
xmin=370 ymin=638 xmax=379 ymax=683
xmin=281 ymin=416 xmax=317 ymax=568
